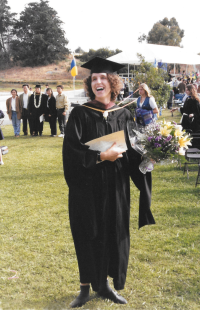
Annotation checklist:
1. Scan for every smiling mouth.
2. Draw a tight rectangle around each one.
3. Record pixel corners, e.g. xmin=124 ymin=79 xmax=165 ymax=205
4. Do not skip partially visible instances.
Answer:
xmin=96 ymin=87 xmax=104 ymax=91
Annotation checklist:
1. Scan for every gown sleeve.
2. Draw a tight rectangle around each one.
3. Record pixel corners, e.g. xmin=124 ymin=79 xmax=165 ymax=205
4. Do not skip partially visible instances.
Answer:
xmin=126 ymin=117 xmax=155 ymax=229
xmin=63 ymin=107 xmax=98 ymax=188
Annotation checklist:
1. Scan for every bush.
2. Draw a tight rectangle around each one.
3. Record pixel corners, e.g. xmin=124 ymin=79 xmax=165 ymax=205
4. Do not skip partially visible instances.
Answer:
xmin=132 ymin=55 xmax=171 ymax=107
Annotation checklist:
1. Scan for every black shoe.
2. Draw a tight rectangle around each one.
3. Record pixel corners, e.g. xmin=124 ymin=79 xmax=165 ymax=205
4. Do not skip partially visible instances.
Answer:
xmin=98 ymin=281 xmax=127 ymax=304
xmin=39 ymin=133 xmax=42 ymax=136
xmin=70 ymin=285 xmax=90 ymax=308
xmin=24 ymin=133 xmax=27 ymax=136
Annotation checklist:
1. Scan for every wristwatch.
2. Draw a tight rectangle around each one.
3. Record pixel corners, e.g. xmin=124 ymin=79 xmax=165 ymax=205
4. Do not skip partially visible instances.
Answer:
xmin=97 ymin=152 xmax=102 ymax=162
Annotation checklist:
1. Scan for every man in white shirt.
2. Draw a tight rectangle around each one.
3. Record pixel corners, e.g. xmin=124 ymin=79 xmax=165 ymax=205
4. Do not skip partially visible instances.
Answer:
xmin=56 ymin=85 xmax=70 ymax=137
xmin=19 ymin=84 xmax=32 ymax=135
xmin=44 ymin=84 xmax=49 ymax=95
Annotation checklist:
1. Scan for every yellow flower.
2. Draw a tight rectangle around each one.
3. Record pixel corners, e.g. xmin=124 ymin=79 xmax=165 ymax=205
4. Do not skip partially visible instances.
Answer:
xmin=162 ymin=120 xmax=172 ymax=129
xmin=174 ymin=129 xmax=183 ymax=137
xmin=178 ymin=136 xmax=192 ymax=149
xmin=160 ymin=126 xmax=172 ymax=137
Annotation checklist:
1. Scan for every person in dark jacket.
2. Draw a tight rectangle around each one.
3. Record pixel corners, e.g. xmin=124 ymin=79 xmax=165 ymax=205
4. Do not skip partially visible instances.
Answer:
xmin=63 ymin=57 xmax=155 ymax=308
xmin=181 ymin=84 xmax=200 ymax=132
xmin=45 ymin=88 xmax=57 ymax=136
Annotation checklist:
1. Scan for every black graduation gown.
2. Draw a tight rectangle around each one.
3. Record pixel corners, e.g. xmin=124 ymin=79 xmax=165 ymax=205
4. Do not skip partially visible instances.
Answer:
xmin=182 ymin=97 xmax=200 ymax=133
xmin=44 ymin=96 xmax=57 ymax=135
xmin=29 ymin=94 xmax=47 ymax=134
xmin=63 ymin=102 xmax=155 ymax=292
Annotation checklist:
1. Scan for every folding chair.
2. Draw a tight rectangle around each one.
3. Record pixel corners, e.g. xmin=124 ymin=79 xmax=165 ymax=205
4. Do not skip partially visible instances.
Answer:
xmin=183 ymin=149 xmax=200 ymax=186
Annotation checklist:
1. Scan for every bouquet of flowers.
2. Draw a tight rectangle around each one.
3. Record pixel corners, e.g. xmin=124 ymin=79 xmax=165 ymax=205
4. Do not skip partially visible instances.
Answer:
xmin=127 ymin=120 xmax=192 ymax=174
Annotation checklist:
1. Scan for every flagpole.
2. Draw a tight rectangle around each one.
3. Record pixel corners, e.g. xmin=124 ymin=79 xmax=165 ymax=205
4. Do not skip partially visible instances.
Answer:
xmin=73 ymin=76 xmax=75 ymax=90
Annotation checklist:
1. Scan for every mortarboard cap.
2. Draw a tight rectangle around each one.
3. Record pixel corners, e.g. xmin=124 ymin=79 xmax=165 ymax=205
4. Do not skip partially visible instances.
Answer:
xmin=35 ymin=84 xmax=41 ymax=88
xmin=81 ymin=56 xmax=124 ymax=74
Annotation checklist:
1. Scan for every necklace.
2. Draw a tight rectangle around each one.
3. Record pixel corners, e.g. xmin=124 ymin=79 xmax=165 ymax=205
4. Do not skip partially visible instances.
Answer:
xmin=34 ymin=93 xmax=42 ymax=108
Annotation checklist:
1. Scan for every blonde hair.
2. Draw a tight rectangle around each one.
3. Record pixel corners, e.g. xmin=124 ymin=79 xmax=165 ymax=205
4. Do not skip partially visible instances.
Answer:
xmin=139 ymin=83 xmax=151 ymax=97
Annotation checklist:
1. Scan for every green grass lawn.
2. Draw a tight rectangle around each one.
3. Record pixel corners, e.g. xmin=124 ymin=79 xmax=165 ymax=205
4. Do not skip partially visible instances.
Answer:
xmin=0 ymin=110 xmax=200 ymax=310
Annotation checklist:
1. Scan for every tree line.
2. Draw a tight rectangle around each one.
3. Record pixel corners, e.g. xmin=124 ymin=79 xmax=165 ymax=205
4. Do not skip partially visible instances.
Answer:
xmin=0 ymin=0 xmax=186 ymax=70
xmin=0 ymin=0 xmax=69 ymax=68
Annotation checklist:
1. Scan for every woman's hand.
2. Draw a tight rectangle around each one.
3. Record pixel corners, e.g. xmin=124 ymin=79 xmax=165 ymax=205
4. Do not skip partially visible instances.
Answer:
xmin=189 ymin=114 xmax=194 ymax=118
xmin=49 ymin=114 xmax=51 ymax=117
xmin=100 ymin=143 xmax=125 ymax=162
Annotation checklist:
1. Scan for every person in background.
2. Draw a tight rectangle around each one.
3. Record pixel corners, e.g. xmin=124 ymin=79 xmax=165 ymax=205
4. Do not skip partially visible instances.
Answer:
xmin=0 ymin=109 xmax=4 ymax=164
xmin=181 ymin=84 xmax=200 ymax=133
xmin=19 ymin=84 xmax=32 ymax=135
xmin=136 ymin=83 xmax=159 ymax=125
xmin=177 ymin=78 xmax=186 ymax=94
xmin=56 ymin=85 xmax=69 ymax=138
xmin=44 ymin=84 xmax=49 ymax=95
xmin=6 ymin=89 xmax=21 ymax=137
xmin=29 ymin=85 xmax=47 ymax=136
xmin=45 ymin=88 xmax=57 ymax=136
xmin=167 ymin=89 xmax=174 ymax=109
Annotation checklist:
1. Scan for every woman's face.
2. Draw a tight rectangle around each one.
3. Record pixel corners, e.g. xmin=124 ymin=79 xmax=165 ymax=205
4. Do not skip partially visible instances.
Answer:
xmin=11 ymin=90 xmax=17 ymax=98
xmin=47 ymin=89 xmax=52 ymax=97
xmin=139 ymin=87 xmax=146 ymax=97
xmin=91 ymin=73 xmax=111 ymax=103
xmin=186 ymin=88 xmax=191 ymax=96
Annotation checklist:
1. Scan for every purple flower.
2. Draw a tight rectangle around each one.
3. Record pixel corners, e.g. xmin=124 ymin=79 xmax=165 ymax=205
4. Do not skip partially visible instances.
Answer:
xmin=155 ymin=136 xmax=162 ymax=142
xmin=154 ymin=143 xmax=161 ymax=148
xmin=148 ymin=136 xmax=153 ymax=141
xmin=165 ymin=135 xmax=172 ymax=142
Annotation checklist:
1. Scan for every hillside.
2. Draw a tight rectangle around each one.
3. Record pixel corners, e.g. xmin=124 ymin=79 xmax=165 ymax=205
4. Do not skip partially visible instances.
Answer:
xmin=0 ymin=54 xmax=199 ymax=84
xmin=0 ymin=55 xmax=89 ymax=83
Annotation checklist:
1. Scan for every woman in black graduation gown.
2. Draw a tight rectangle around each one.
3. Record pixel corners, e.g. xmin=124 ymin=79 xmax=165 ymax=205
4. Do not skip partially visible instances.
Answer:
xmin=45 ymin=88 xmax=57 ymax=136
xmin=63 ymin=57 xmax=155 ymax=308
xmin=181 ymin=84 xmax=200 ymax=133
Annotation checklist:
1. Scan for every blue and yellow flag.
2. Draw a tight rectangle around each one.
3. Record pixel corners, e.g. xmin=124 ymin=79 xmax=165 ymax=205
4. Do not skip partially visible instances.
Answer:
xmin=71 ymin=57 xmax=78 ymax=77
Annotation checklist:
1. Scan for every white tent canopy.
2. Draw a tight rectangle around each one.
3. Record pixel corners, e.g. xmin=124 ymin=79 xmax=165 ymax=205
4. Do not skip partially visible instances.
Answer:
xmin=107 ymin=43 xmax=200 ymax=65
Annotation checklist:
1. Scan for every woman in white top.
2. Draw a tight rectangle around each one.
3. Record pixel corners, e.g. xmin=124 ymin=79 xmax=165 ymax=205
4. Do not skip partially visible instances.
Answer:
xmin=136 ymin=83 xmax=158 ymax=126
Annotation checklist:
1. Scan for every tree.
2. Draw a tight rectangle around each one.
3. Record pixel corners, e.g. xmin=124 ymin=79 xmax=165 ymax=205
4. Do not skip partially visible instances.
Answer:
xmin=79 ymin=47 xmax=122 ymax=62
xmin=0 ymin=0 xmax=16 ymax=68
xmin=75 ymin=47 xmax=85 ymax=54
xmin=138 ymin=17 xmax=184 ymax=47
xmin=10 ymin=0 xmax=69 ymax=66
xmin=129 ymin=55 xmax=171 ymax=111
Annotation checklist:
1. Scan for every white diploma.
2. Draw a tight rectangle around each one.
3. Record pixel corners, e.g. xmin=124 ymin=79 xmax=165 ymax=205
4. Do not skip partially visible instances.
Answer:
xmin=0 ymin=148 xmax=3 ymax=165
xmin=85 ymin=130 xmax=127 ymax=153
xmin=40 ymin=115 xmax=44 ymax=123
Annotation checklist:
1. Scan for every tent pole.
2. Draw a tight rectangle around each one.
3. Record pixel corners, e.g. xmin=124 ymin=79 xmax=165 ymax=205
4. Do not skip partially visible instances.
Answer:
xmin=128 ymin=63 xmax=129 ymax=90
xmin=174 ymin=64 xmax=175 ymax=75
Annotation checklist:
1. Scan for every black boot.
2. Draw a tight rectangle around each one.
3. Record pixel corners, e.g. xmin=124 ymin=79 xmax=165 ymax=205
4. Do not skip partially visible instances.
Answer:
xmin=98 ymin=280 xmax=127 ymax=304
xmin=70 ymin=285 xmax=90 ymax=308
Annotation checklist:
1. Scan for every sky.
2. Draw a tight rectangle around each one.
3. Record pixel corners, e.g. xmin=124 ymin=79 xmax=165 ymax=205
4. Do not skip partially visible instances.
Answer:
xmin=7 ymin=0 xmax=200 ymax=54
